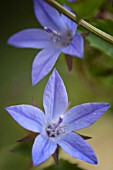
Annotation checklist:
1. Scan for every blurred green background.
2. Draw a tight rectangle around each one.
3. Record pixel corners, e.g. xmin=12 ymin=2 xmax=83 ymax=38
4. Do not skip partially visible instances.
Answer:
xmin=0 ymin=0 xmax=113 ymax=170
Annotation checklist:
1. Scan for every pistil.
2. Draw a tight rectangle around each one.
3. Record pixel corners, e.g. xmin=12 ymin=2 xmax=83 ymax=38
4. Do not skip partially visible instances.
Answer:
xmin=46 ymin=115 xmax=64 ymax=137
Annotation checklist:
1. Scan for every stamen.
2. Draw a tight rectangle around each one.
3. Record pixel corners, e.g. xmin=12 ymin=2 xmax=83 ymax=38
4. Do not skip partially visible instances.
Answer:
xmin=58 ymin=115 xmax=64 ymax=124
xmin=44 ymin=26 xmax=73 ymax=47
xmin=44 ymin=26 xmax=60 ymax=36
xmin=55 ymin=115 xmax=64 ymax=129
xmin=46 ymin=115 xmax=65 ymax=138
xmin=44 ymin=27 xmax=53 ymax=33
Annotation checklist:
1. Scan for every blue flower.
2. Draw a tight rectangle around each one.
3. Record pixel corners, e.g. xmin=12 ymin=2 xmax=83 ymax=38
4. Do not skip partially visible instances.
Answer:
xmin=6 ymin=69 xmax=110 ymax=166
xmin=8 ymin=0 xmax=84 ymax=85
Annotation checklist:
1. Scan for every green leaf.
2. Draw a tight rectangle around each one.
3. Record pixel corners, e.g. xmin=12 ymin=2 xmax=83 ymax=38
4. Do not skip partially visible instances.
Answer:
xmin=86 ymin=19 xmax=113 ymax=58
xmin=87 ymin=34 xmax=113 ymax=58
xmin=69 ymin=0 xmax=106 ymax=19
xmin=43 ymin=159 xmax=85 ymax=170
xmin=57 ymin=0 xmax=66 ymax=5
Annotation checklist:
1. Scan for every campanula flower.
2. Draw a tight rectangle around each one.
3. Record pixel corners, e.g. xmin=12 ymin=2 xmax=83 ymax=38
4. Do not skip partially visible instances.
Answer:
xmin=6 ymin=69 xmax=110 ymax=166
xmin=8 ymin=0 xmax=84 ymax=85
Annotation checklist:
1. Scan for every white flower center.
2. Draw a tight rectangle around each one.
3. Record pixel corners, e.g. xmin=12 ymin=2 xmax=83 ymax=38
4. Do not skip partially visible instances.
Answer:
xmin=44 ymin=26 xmax=73 ymax=48
xmin=46 ymin=115 xmax=65 ymax=137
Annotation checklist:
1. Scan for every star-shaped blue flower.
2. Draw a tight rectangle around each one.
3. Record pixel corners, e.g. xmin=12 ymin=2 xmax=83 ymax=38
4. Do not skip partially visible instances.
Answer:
xmin=8 ymin=0 xmax=84 ymax=85
xmin=6 ymin=69 xmax=110 ymax=166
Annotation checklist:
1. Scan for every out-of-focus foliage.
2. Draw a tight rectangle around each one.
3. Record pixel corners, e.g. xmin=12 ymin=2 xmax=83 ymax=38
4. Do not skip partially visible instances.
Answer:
xmin=10 ymin=141 xmax=32 ymax=157
xmin=86 ymin=19 xmax=113 ymax=58
xmin=68 ymin=0 xmax=106 ymax=19
xmin=43 ymin=159 xmax=85 ymax=170
xmin=87 ymin=33 xmax=113 ymax=58
xmin=57 ymin=0 xmax=66 ymax=4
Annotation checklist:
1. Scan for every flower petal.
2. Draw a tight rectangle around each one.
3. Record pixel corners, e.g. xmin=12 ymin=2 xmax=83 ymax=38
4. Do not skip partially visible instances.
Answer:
xmin=33 ymin=0 xmax=66 ymax=31
xmin=32 ymin=47 xmax=61 ymax=85
xmin=32 ymin=134 xmax=57 ymax=166
xmin=5 ymin=105 xmax=46 ymax=133
xmin=56 ymin=132 xmax=98 ymax=164
xmin=63 ymin=102 xmax=110 ymax=132
xmin=8 ymin=29 xmax=52 ymax=49
xmin=61 ymin=5 xmax=78 ymax=35
xmin=62 ymin=33 xmax=84 ymax=58
xmin=43 ymin=69 xmax=68 ymax=121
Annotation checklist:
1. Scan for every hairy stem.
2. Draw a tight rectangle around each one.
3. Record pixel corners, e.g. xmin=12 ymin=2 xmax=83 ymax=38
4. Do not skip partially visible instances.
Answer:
xmin=45 ymin=0 xmax=113 ymax=44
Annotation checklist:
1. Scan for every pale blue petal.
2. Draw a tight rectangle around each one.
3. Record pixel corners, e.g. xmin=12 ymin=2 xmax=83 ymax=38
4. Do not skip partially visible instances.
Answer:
xmin=62 ymin=33 xmax=84 ymax=58
xmin=61 ymin=5 xmax=77 ymax=35
xmin=33 ymin=0 xmax=67 ymax=32
xmin=62 ymin=102 xmax=110 ymax=132
xmin=32 ymin=48 xmax=61 ymax=85
xmin=43 ymin=69 xmax=68 ymax=121
xmin=8 ymin=29 xmax=52 ymax=49
xmin=6 ymin=105 xmax=46 ymax=133
xmin=32 ymin=134 xmax=57 ymax=166
xmin=56 ymin=132 xmax=98 ymax=164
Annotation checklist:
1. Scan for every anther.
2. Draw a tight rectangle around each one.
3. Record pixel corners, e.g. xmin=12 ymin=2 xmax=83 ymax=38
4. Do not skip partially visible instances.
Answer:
xmin=55 ymin=115 xmax=64 ymax=129
xmin=44 ymin=26 xmax=60 ymax=36
xmin=58 ymin=115 xmax=64 ymax=124
xmin=44 ymin=27 xmax=53 ymax=33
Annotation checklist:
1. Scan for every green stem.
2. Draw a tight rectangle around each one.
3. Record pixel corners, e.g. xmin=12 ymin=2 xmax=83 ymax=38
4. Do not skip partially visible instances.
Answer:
xmin=79 ymin=19 xmax=113 ymax=44
xmin=45 ymin=0 xmax=113 ymax=44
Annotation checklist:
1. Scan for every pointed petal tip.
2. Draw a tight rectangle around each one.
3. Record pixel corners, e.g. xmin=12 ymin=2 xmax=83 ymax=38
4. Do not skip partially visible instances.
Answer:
xmin=7 ymin=36 xmax=18 ymax=47
xmin=7 ymin=37 xmax=14 ymax=46
xmin=91 ymin=156 xmax=98 ymax=165
xmin=52 ymin=68 xmax=58 ymax=75
xmin=32 ymin=159 xmax=39 ymax=167
xmin=32 ymin=79 xmax=37 ymax=86
xmin=7 ymin=38 xmax=10 ymax=45
xmin=32 ymin=158 xmax=44 ymax=167
xmin=105 ymin=103 xmax=111 ymax=107
xmin=94 ymin=159 xmax=98 ymax=165
xmin=75 ymin=50 xmax=84 ymax=59
xmin=84 ymin=155 xmax=98 ymax=165
xmin=82 ymin=147 xmax=98 ymax=165
xmin=76 ymin=46 xmax=84 ymax=59
xmin=50 ymin=69 xmax=64 ymax=85
xmin=49 ymin=68 xmax=60 ymax=81
xmin=5 ymin=106 xmax=12 ymax=112
xmin=78 ymin=53 xmax=84 ymax=59
xmin=101 ymin=102 xmax=111 ymax=110
xmin=86 ymin=157 xmax=98 ymax=165
xmin=31 ymin=68 xmax=41 ymax=86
